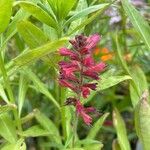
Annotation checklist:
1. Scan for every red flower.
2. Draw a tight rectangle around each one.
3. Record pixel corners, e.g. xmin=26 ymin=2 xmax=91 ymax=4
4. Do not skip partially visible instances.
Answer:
xmin=83 ymin=56 xmax=95 ymax=67
xmin=87 ymin=62 xmax=106 ymax=73
xmin=58 ymin=34 xmax=106 ymax=125
xmin=75 ymin=100 xmax=94 ymax=125
xmin=83 ymin=83 xmax=97 ymax=90
xmin=86 ymin=34 xmax=101 ymax=49
xmin=82 ymin=87 xmax=90 ymax=98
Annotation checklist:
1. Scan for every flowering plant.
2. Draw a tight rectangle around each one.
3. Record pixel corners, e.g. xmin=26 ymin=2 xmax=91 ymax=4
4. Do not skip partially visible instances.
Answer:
xmin=58 ymin=34 xmax=106 ymax=125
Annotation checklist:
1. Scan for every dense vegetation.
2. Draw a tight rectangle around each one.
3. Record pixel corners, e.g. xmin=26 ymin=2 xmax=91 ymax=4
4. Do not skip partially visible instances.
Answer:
xmin=0 ymin=0 xmax=150 ymax=150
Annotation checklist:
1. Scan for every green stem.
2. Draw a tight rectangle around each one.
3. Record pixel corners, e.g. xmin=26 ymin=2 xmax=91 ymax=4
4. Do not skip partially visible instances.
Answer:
xmin=0 ymin=51 xmax=22 ymax=135
xmin=72 ymin=113 xmax=78 ymax=148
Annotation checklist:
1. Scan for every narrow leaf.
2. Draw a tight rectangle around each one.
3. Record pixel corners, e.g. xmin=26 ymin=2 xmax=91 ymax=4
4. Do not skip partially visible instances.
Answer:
xmin=121 ymin=0 xmax=150 ymax=51
xmin=0 ymin=83 xmax=9 ymax=103
xmin=21 ymin=68 xmax=60 ymax=109
xmin=87 ymin=113 xmax=109 ymax=139
xmin=99 ymin=75 xmax=132 ymax=91
xmin=35 ymin=109 xmax=62 ymax=144
xmin=130 ymin=66 xmax=149 ymax=107
xmin=19 ymin=1 xmax=57 ymax=28
xmin=65 ymin=3 xmax=109 ymax=26
xmin=135 ymin=91 xmax=150 ymax=150
xmin=67 ymin=3 xmax=110 ymax=35
xmin=12 ymin=37 xmax=68 ymax=68
xmin=0 ymin=113 xmax=17 ymax=143
xmin=1 ymin=139 xmax=26 ymax=150
xmin=19 ymin=125 xmax=50 ymax=137
xmin=17 ymin=20 xmax=48 ymax=48
xmin=0 ymin=0 xmax=13 ymax=33
xmin=18 ymin=74 xmax=29 ymax=117
xmin=113 ymin=108 xmax=131 ymax=150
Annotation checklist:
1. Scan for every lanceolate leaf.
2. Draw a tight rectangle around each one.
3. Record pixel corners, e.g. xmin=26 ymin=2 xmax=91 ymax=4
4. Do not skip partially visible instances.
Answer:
xmin=0 ymin=83 xmax=9 ymax=103
xmin=47 ymin=0 xmax=76 ymax=20
xmin=121 ymin=0 xmax=150 ymax=51
xmin=19 ymin=125 xmax=50 ymax=137
xmin=21 ymin=68 xmax=60 ymax=109
xmin=98 ymin=75 xmax=132 ymax=91
xmin=58 ymin=0 xmax=76 ymax=20
xmin=67 ymin=3 xmax=110 ymax=35
xmin=18 ymin=74 xmax=29 ymax=117
xmin=3 ymin=9 xmax=30 ymax=46
xmin=12 ymin=37 xmax=68 ymax=68
xmin=65 ymin=3 xmax=109 ymax=26
xmin=35 ymin=110 xmax=62 ymax=144
xmin=0 ymin=0 xmax=13 ymax=33
xmin=86 ymin=73 xmax=132 ymax=103
xmin=0 ymin=114 xmax=17 ymax=143
xmin=17 ymin=20 xmax=48 ymax=48
xmin=113 ymin=108 xmax=131 ymax=150
xmin=135 ymin=91 xmax=150 ymax=150
xmin=87 ymin=113 xmax=109 ymax=139
xmin=19 ymin=1 xmax=57 ymax=28
xmin=1 ymin=139 xmax=26 ymax=150
xmin=130 ymin=66 xmax=149 ymax=107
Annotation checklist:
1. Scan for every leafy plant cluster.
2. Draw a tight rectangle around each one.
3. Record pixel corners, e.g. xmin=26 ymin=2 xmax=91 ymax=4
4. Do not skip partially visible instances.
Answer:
xmin=0 ymin=0 xmax=150 ymax=150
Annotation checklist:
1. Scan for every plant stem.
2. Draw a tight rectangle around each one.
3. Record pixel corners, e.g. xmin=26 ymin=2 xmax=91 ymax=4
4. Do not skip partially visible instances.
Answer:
xmin=0 ymin=49 xmax=22 ymax=135
xmin=72 ymin=113 xmax=78 ymax=148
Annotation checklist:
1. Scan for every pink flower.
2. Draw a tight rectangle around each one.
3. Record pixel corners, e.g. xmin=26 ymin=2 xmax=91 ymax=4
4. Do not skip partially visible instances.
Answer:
xmin=83 ymin=83 xmax=97 ymax=90
xmin=83 ymin=56 xmax=95 ymax=67
xmin=59 ymin=47 xmax=78 ymax=60
xmin=59 ymin=80 xmax=76 ymax=92
xmin=58 ymin=34 xmax=106 ymax=125
xmin=83 ymin=71 xmax=99 ymax=80
xmin=75 ymin=100 xmax=93 ymax=125
xmin=86 ymin=34 xmax=101 ymax=49
xmin=82 ymin=87 xmax=90 ymax=98
xmin=87 ymin=62 xmax=106 ymax=73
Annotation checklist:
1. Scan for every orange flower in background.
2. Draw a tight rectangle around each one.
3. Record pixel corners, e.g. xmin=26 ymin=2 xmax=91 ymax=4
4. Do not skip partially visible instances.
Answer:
xmin=93 ymin=47 xmax=114 ymax=61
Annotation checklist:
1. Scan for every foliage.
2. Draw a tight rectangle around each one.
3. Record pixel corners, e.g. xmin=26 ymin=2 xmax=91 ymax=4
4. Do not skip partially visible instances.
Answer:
xmin=0 ymin=0 xmax=149 ymax=150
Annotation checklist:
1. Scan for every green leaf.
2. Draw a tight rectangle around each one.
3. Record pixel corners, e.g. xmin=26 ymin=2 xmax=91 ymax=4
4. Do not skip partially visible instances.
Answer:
xmin=47 ymin=0 xmax=76 ymax=20
xmin=121 ymin=0 xmax=150 ymax=51
xmin=87 ymin=113 xmax=109 ymax=139
xmin=17 ymin=20 xmax=48 ymax=48
xmin=0 ymin=113 xmax=17 ymax=143
xmin=12 ymin=37 xmax=68 ymax=68
xmin=86 ymin=72 xmax=132 ymax=103
xmin=115 ymin=34 xmax=130 ymax=75
xmin=35 ymin=109 xmax=62 ymax=144
xmin=65 ymin=3 xmax=109 ymax=26
xmin=67 ymin=3 xmax=110 ymax=35
xmin=19 ymin=125 xmax=50 ymax=137
xmin=0 ymin=104 xmax=17 ymax=115
xmin=67 ymin=0 xmax=88 ymax=36
xmin=19 ymin=1 xmax=57 ymax=28
xmin=130 ymin=66 xmax=149 ymax=107
xmin=112 ymin=139 xmax=121 ymax=150
xmin=99 ymin=75 xmax=132 ymax=91
xmin=84 ymin=143 xmax=103 ymax=150
xmin=0 ymin=0 xmax=13 ymax=33
xmin=59 ymin=0 xmax=76 ymax=20
xmin=3 ymin=9 xmax=30 ymax=46
xmin=21 ymin=68 xmax=60 ymax=109
xmin=135 ymin=91 xmax=150 ymax=150
xmin=0 ymin=83 xmax=9 ymax=103
xmin=18 ymin=74 xmax=29 ymax=117
xmin=113 ymin=108 xmax=131 ymax=150
xmin=1 ymin=139 xmax=26 ymax=150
